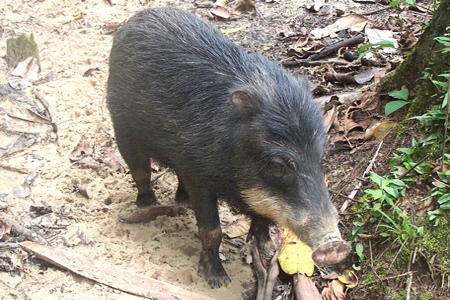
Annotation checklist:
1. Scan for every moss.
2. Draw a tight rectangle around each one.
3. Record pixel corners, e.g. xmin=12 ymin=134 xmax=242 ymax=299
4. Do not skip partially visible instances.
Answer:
xmin=418 ymin=291 xmax=433 ymax=300
xmin=417 ymin=211 xmax=450 ymax=273
xmin=390 ymin=290 xmax=407 ymax=300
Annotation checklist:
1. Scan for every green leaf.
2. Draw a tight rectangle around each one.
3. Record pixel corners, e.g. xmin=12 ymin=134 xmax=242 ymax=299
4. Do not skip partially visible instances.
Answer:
xmin=370 ymin=172 xmax=383 ymax=186
xmin=388 ymin=89 xmax=409 ymax=100
xmin=441 ymin=202 xmax=450 ymax=210
xmin=431 ymin=80 xmax=448 ymax=88
xmin=355 ymin=243 xmax=364 ymax=261
xmin=438 ymin=194 xmax=450 ymax=204
xmin=366 ymin=189 xmax=383 ymax=200
xmin=389 ymin=1 xmax=401 ymax=8
xmin=402 ymin=217 xmax=413 ymax=236
xmin=396 ymin=147 xmax=414 ymax=155
xmin=416 ymin=226 xmax=424 ymax=236
xmin=389 ymin=179 xmax=406 ymax=187
xmin=433 ymin=181 xmax=447 ymax=188
xmin=384 ymin=186 xmax=399 ymax=198
xmin=373 ymin=202 xmax=382 ymax=211
xmin=404 ymin=0 xmax=416 ymax=5
xmin=385 ymin=100 xmax=409 ymax=116
xmin=358 ymin=41 xmax=396 ymax=60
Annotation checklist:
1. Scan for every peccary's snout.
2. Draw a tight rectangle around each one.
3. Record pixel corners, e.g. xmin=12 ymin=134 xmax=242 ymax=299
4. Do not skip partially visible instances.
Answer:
xmin=312 ymin=238 xmax=351 ymax=265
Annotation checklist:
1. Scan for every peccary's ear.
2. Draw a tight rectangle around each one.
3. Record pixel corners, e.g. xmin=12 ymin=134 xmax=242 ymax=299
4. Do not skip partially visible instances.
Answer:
xmin=230 ymin=89 xmax=261 ymax=115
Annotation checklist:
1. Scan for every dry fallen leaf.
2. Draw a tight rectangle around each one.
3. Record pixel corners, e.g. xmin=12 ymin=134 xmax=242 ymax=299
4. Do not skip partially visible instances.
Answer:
xmin=210 ymin=6 xmax=230 ymax=19
xmin=221 ymin=27 xmax=243 ymax=34
xmin=322 ymin=279 xmax=346 ymax=300
xmin=69 ymin=140 xmax=93 ymax=161
xmin=373 ymin=121 xmax=397 ymax=139
xmin=338 ymin=269 xmax=358 ymax=288
xmin=311 ymin=14 xmax=368 ymax=38
xmin=8 ymin=57 xmax=40 ymax=89
xmin=0 ymin=220 xmax=12 ymax=240
xmin=278 ymin=227 xmax=314 ymax=276
xmin=354 ymin=68 xmax=379 ymax=84
xmin=365 ymin=121 xmax=397 ymax=140
xmin=307 ymin=0 xmax=325 ymax=12
xmin=323 ymin=106 xmax=337 ymax=133
xmin=233 ymin=0 xmax=256 ymax=15
xmin=222 ymin=216 xmax=251 ymax=238
xmin=102 ymin=149 xmax=126 ymax=171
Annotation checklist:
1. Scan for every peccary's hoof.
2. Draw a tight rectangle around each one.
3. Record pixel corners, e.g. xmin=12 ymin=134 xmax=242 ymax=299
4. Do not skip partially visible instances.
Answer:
xmin=135 ymin=192 xmax=157 ymax=208
xmin=208 ymin=274 xmax=231 ymax=289
xmin=199 ymin=252 xmax=231 ymax=288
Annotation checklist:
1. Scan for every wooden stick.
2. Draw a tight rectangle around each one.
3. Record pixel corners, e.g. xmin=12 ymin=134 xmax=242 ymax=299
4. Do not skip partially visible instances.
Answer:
xmin=20 ymin=241 xmax=213 ymax=300
xmin=309 ymin=35 xmax=365 ymax=61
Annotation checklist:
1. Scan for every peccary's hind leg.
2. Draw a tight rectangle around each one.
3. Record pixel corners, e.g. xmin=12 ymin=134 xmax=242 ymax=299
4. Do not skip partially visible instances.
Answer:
xmin=114 ymin=131 xmax=157 ymax=207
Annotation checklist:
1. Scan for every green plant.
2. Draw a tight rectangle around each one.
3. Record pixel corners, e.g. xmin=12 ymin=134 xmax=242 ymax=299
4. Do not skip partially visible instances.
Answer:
xmin=358 ymin=41 xmax=396 ymax=61
xmin=386 ymin=88 xmax=409 ymax=116
xmin=390 ymin=141 xmax=434 ymax=179
xmin=365 ymin=172 xmax=423 ymax=241
xmin=427 ymin=154 xmax=450 ymax=226
xmin=390 ymin=0 xmax=416 ymax=8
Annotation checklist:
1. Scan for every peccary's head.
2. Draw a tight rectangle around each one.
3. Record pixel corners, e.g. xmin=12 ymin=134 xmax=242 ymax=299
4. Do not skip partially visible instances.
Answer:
xmin=231 ymin=73 xmax=351 ymax=265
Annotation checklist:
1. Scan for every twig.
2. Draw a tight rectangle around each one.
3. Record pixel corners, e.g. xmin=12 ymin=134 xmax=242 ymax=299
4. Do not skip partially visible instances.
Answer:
xmin=352 ymin=271 xmax=413 ymax=292
xmin=281 ymin=59 xmax=349 ymax=68
xmin=309 ymin=35 xmax=365 ymax=61
xmin=32 ymin=88 xmax=58 ymax=140
xmin=329 ymin=189 xmax=361 ymax=202
xmin=0 ymin=133 xmax=23 ymax=159
xmin=3 ymin=217 xmax=49 ymax=246
xmin=340 ymin=140 xmax=383 ymax=213
xmin=6 ymin=113 xmax=48 ymax=124
xmin=398 ymin=153 xmax=431 ymax=180
xmin=151 ymin=168 xmax=170 ymax=183
xmin=0 ymin=163 xmax=29 ymax=174
xmin=0 ymin=278 xmax=13 ymax=289
xmin=369 ymin=239 xmax=374 ymax=270
xmin=53 ymin=161 xmax=79 ymax=179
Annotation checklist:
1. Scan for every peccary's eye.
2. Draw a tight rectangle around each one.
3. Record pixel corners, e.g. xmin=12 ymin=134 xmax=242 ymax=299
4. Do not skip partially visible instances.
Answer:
xmin=268 ymin=156 xmax=294 ymax=178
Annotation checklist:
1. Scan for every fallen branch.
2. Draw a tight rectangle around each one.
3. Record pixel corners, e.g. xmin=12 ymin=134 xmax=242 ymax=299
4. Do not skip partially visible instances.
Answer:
xmin=309 ymin=35 xmax=365 ymax=61
xmin=20 ymin=241 xmax=213 ymax=300
xmin=282 ymin=59 xmax=349 ymax=68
